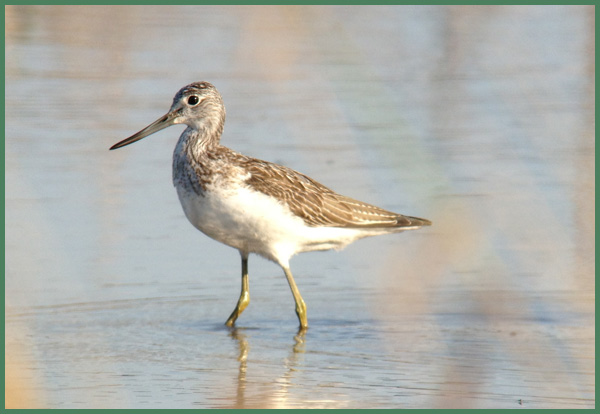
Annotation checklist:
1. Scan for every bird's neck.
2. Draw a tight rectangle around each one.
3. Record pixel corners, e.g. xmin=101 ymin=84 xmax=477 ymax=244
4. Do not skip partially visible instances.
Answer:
xmin=182 ymin=106 xmax=225 ymax=149
xmin=173 ymin=127 xmax=220 ymax=195
xmin=183 ymin=126 xmax=220 ymax=153
xmin=173 ymin=111 xmax=228 ymax=194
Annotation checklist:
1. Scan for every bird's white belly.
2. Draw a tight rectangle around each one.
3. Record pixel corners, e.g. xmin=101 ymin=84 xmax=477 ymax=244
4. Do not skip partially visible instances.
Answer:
xmin=175 ymin=185 xmax=371 ymax=264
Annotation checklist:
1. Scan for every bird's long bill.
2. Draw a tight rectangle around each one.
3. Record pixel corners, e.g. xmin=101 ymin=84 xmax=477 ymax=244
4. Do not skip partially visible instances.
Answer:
xmin=109 ymin=110 xmax=179 ymax=150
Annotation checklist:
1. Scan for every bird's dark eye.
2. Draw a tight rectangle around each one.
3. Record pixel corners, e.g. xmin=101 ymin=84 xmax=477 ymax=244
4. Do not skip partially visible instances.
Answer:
xmin=187 ymin=95 xmax=199 ymax=106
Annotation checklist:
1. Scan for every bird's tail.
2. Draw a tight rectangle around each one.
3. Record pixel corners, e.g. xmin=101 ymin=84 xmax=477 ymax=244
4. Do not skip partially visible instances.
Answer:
xmin=401 ymin=215 xmax=432 ymax=228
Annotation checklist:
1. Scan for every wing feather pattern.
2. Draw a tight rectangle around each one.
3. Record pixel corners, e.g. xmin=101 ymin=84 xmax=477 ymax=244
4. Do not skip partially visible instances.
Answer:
xmin=243 ymin=158 xmax=431 ymax=229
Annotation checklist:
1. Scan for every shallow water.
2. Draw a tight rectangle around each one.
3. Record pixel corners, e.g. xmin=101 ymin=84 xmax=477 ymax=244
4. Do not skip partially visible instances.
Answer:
xmin=5 ymin=5 xmax=594 ymax=409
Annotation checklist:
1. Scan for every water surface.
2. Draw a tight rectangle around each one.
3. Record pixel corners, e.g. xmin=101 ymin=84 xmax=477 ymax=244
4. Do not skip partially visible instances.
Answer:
xmin=5 ymin=5 xmax=594 ymax=409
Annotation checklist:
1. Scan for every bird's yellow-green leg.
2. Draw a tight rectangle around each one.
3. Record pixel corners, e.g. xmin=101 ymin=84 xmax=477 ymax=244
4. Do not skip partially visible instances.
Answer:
xmin=283 ymin=266 xmax=308 ymax=329
xmin=225 ymin=255 xmax=250 ymax=327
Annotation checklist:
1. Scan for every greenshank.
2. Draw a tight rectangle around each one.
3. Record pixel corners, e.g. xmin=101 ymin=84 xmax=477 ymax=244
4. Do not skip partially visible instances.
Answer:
xmin=110 ymin=82 xmax=431 ymax=329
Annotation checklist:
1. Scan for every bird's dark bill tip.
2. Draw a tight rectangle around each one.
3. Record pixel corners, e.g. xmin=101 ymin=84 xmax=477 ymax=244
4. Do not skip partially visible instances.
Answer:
xmin=109 ymin=142 xmax=126 ymax=151
xmin=109 ymin=136 xmax=141 ymax=151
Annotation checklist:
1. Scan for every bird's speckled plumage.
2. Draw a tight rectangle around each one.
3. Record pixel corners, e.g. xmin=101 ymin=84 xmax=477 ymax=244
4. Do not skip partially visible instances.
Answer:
xmin=110 ymin=81 xmax=431 ymax=329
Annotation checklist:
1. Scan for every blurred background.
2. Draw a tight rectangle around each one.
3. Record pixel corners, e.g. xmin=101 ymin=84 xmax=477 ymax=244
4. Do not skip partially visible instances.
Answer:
xmin=5 ymin=5 xmax=594 ymax=409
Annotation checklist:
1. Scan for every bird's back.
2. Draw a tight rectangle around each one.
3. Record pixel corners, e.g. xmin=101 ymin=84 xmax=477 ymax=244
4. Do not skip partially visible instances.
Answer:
xmin=241 ymin=155 xmax=431 ymax=230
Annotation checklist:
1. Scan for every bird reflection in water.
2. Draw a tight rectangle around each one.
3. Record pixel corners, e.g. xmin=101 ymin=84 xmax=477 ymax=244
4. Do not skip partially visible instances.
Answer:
xmin=227 ymin=327 xmax=307 ymax=408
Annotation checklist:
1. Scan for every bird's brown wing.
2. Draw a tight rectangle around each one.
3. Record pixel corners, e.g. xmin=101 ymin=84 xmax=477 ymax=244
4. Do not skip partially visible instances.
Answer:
xmin=243 ymin=158 xmax=430 ymax=229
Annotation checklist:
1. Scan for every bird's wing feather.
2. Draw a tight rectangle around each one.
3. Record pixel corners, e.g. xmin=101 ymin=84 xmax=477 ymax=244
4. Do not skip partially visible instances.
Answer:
xmin=243 ymin=158 xmax=429 ymax=229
